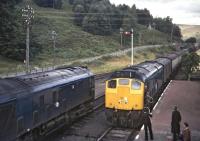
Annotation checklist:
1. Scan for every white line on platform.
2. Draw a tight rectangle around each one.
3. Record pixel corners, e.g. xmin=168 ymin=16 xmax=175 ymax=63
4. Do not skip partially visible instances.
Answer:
xmin=153 ymin=80 xmax=172 ymax=111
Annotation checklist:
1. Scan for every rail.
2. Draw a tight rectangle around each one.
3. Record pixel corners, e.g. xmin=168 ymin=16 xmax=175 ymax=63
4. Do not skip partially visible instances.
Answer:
xmin=96 ymin=127 xmax=137 ymax=141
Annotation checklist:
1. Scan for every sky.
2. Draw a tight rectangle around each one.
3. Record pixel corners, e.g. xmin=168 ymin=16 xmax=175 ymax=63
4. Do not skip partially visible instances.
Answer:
xmin=109 ymin=0 xmax=200 ymax=25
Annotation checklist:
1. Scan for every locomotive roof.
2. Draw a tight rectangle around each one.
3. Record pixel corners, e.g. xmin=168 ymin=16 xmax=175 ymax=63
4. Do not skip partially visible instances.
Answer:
xmin=161 ymin=53 xmax=178 ymax=60
xmin=155 ymin=58 xmax=171 ymax=66
xmin=0 ymin=67 xmax=93 ymax=102
xmin=111 ymin=61 xmax=163 ymax=82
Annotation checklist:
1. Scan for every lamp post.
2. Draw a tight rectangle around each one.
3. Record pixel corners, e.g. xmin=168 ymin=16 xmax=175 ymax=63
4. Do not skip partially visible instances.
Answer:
xmin=51 ymin=30 xmax=57 ymax=69
xmin=22 ymin=5 xmax=34 ymax=73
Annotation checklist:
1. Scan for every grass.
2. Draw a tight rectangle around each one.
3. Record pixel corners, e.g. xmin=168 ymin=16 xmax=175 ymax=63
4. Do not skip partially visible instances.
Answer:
xmin=70 ymin=46 xmax=174 ymax=74
xmin=20 ymin=1 xmax=172 ymax=65
xmin=179 ymin=24 xmax=200 ymax=41
xmin=0 ymin=1 xmax=174 ymax=75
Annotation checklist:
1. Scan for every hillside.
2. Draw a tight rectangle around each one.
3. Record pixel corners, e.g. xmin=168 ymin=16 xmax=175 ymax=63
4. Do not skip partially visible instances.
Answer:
xmin=20 ymin=1 xmax=172 ymax=63
xmin=179 ymin=24 xmax=200 ymax=41
xmin=0 ymin=0 xmax=174 ymax=74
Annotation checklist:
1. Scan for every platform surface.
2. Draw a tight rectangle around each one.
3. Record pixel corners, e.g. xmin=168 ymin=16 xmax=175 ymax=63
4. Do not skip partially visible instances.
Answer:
xmin=135 ymin=80 xmax=200 ymax=141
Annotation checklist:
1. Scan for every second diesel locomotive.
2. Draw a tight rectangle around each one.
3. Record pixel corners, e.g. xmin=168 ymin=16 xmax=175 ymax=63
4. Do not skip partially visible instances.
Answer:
xmin=105 ymin=49 xmax=188 ymax=128
xmin=0 ymin=66 xmax=94 ymax=141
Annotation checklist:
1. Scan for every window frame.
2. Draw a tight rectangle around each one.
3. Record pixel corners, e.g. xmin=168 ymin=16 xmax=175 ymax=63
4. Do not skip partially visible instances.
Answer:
xmin=107 ymin=79 xmax=117 ymax=89
xmin=118 ymin=78 xmax=130 ymax=85
xmin=131 ymin=80 xmax=141 ymax=90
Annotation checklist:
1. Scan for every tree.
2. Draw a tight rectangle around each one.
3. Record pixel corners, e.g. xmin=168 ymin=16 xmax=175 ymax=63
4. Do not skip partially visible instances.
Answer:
xmin=33 ymin=0 xmax=62 ymax=9
xmin=0 ymin=0 xmax=42 ymax=61
xmin=182 ymin=52 xmax=200 ymax=79
xmin=173 ymin=25 xmax=182 ymax=38
xmin=136 ymin=8 xmax=153 ymax=26
xmin=82 ymin=0 xmax=112 ymax=35
xmin=118 ymin=4 xmax=137 ymax=30
xmin=185 ymin=37 xmax=197 ymax=43
xmin=0 ymin=0 xmax=22 ymax=60
xmin=73 ymin=4 xmax=85 ymax=26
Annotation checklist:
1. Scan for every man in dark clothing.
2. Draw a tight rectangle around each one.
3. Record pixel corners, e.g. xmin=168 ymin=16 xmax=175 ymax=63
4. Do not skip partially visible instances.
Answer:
xmin=171 ymin=106 xmax=182 ymax=141
xmin=143 ymin=109 xmax=154 ymax=141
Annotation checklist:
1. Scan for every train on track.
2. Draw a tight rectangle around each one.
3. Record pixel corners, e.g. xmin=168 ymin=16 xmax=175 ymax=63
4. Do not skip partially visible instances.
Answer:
xmin=0 ymin=66 xmax=94 ymax=141
xmin=105 ymin=48 xmax=196 ymax=128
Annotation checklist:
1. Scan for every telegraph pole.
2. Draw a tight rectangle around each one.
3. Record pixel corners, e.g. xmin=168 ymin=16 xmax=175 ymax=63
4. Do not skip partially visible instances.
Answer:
xmin=51 ymin=30 xmax=57 ymax=69
xmin=120 ymin=28 xmax=124 ymax=48
xmin=152 ymin=22 xmax=156 ymax=44
xmin=131 ymin=28 xmax=134 ymax=65
xmin=53 ymin=0 xmax=55 ymax=9
xmin=22 ymin=5 xmax=34 ymax=73
xmin=171 ymin=24 xmax=174 ymax=44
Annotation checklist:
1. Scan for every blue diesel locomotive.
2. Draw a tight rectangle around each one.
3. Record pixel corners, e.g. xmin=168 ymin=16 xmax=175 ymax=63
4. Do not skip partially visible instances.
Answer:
xmin=0 ymin=66 xmax=94 ymax=141
xmin=105 ymin=49 xmax=188 ymax=128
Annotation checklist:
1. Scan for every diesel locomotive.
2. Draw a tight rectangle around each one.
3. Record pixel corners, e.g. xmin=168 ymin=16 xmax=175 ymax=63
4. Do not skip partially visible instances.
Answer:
xmin=0 ymin=66 xmax=94 ymax=141
xmin=105 ymin=49 xmax=189 ymax=128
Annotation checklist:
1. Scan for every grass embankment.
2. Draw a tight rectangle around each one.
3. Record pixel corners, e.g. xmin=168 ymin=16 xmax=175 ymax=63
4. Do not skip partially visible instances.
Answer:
xmin=20 ymin=1 xmax=171 ymax=64
xmin=0 ymin=46 xmax=174 ymax=75
xmin=0 ymin=1 xmax=173 ymax=75
xmin=71 ymin=46 xmax=174 ymax=74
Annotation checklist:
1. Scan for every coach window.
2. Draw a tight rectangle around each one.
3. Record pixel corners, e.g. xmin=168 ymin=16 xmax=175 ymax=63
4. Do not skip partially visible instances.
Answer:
xmin=131 ymin=80 xmax=141 ymax=90
xmin=108 ymin=80 xmax=116 ymax=89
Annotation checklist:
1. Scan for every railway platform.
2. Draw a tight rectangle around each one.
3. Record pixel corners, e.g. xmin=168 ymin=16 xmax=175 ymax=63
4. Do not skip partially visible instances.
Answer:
xmin=135 ymin=80 xmax=200 ymax=141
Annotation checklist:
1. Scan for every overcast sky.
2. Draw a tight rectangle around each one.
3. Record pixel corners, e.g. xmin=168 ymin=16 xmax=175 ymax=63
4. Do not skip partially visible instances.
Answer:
xmin=109 ymin=0 xmax=200 ymax=25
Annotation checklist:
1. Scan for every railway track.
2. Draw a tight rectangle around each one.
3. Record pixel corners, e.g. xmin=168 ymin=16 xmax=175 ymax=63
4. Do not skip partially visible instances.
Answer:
xmin=43 ymin=73 xmax=108 ymax=141
xmin=97 ymin=127 xmax=138 ymax=141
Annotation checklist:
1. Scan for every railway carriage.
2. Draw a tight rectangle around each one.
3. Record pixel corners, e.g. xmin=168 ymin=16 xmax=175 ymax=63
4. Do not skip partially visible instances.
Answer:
xmin=0 ymin=67 xmax=94 ymax=141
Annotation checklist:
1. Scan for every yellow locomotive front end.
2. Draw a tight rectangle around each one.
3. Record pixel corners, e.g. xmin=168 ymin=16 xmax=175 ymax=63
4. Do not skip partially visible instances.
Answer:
xmin=105 ymin=78 xmax=145 ymax=127
xmin=105 ymin=78 xmax=145 ymax=110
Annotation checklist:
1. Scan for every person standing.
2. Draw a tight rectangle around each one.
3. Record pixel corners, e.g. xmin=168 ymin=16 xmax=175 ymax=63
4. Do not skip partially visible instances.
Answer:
xmin=171 ymin=106 xmax=182 ymax=141
xmin=143 ymin=108 xmax=154 ymax=141
xmin=182 ymin=122 xmax=191 ymax=141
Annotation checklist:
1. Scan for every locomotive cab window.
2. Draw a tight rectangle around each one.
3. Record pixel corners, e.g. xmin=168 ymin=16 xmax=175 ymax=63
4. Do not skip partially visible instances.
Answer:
xmin=119 ymin=79 xmax=129 ymax=85
xmin=108 ymin=80 xmax=116 ymax=88
xmin=131 ymin=80 xmax=141 ymax=90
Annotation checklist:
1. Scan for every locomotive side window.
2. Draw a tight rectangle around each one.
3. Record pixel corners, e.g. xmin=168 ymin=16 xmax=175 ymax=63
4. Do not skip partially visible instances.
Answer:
xmin=0 ymin=104 xmax=14 ymax=135
xmin=108 ymin=80 xmax=116 ymax=88
xmin=53 ymin=91 xmax=58 ymax=103
xmin=119 ymin=79 xmax=129 ymax=85
xmin=131 ymin=80 xmax=141 ymax=90
xmin=40 ymin=95 xmax=44 ymax=106
xmin=17 ymin=117 xmax=24 ymax=133
xmin=33 ymin=111 xmax=39 ymax=125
